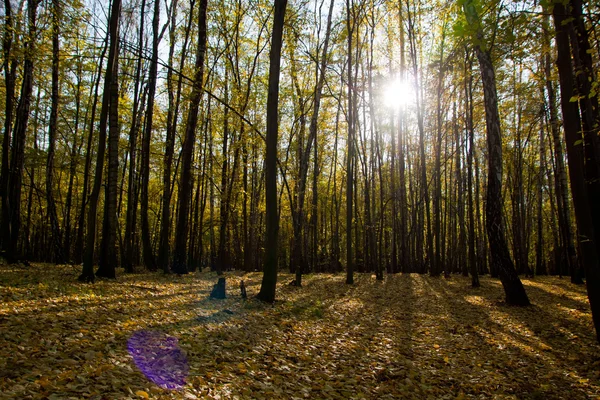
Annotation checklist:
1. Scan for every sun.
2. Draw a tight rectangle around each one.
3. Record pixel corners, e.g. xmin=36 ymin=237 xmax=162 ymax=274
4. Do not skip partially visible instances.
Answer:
xmin=383 ymin=79 xmax=415 ymax=108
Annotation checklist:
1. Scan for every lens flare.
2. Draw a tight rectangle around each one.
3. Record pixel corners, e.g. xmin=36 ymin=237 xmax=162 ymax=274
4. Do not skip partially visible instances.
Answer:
xmin=127 ymin=330 xmax=189 ymax=390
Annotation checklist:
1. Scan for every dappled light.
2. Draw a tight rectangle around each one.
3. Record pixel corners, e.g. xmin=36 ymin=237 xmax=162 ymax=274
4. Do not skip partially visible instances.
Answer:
xmin=1 ymin=264 xmax=599 ymax=398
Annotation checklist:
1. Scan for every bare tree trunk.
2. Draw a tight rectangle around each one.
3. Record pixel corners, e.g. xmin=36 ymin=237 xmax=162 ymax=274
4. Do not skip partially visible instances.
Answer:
xmin=123 ymin=0 xmax=147 ymax=273
xmin=6 ymin=0 xmax=41 ymax=263
xmin=159 ymin=0 xmax=191 ymax=273
xmin=465 ymin=48 xmax=479 ymax=287
xmin=535 ymin=111 xmax=545 ymax=277
xmin=406 ymin=0 xmax=432 ymax=275
xmin=79 ymin=0 xmax=120 ymax=282
xmin=463 ymin=0 xmax=529 ymax=305
xmin=63 ymin=54 xmax=85 ymax=262
xmin=45 ymin=0 xmax=62 ymax=263
xmin=257 ymin=0 xmax=287 ymax=302
xmin=552 ymin=0 xmax=600 ymax=342
xmin=217 ymin=76 xmax=230 ymax=275
xmin=542 ymin=9 xmax=580 ymax=282
xmin=74 ymin=33 xmax=108 ymax=265
xmin=0 ymin=0 xmax=17 ymax=256
xmin=97 ymin=0 xmax=122 ymax=279
xmin=171 ymin=0 xmax=208 ymax=275
xmin=433 ymin=25 xmax=447 ymax=277
xmin=345 ymin=0 xmax=355 ymax=285
xmin=140 ymin=0 xmax=162 ymax=272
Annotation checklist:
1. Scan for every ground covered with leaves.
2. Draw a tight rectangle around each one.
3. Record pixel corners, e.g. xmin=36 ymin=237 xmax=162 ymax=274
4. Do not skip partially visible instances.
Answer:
xmin=1 ymin=263 xmax=600 ymax=399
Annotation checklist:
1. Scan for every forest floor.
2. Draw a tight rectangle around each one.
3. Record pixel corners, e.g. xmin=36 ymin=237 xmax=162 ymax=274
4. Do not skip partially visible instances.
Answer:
xmin=1 ymin=263 xmax=600 ymax=399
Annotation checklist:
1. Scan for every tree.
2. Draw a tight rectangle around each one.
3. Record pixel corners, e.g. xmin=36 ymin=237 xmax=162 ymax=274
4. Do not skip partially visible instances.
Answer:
xmin=345 ymin=0 xmax=355 ymax=285
xmin=122 ymin=0 xmax=148 ymax=274
xmin=552 ymin=0 xmax=600 ymax=342
xmin=5 ymin=0 xmax=42 ymax=263
xmin=139 ymin=0 xmax=163 ymax=272
xmin=45 ymin=0 xmax=63 ymax=264
xmin=541 ymin=8 xmax=579 ymax=282
xmin=257 ymin=0 xmax=287 ymax=302
xmin=79 ymin=0 xmax=121 ymax=282
xmin=171 ymin=0 xmax=208 ymax=275
xmin=96 ymin=0 xmax=122 ymax=279
xmin=0 ymin=0 xmax=18 ymax=258
xmin=290 ymin=0 xmax=335 ymax=286
xmin=159 ymin=0 xmax=193 ymax=273
xmin=462 ymin=0 xmax=529 ymax=305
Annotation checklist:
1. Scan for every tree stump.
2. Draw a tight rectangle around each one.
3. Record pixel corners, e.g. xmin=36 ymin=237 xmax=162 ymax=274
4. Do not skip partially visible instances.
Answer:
xmin=210 ymin=277 xmax=226 ymax=299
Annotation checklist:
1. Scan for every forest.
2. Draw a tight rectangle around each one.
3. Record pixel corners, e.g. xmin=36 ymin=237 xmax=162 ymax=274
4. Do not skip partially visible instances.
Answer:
xmin=1 ymin=0 xmax=600 ymax=397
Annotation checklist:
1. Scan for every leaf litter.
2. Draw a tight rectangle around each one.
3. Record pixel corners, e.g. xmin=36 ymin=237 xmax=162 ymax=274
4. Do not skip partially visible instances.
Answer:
xmin=1 ymin=263 xmax=599 ymax=399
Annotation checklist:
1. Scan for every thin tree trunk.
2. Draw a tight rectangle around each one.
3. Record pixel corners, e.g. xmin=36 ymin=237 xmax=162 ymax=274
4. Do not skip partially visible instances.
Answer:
xmin=171 ymin=0 xmax=208 ymax=275
xmin=0 ymin=0 xmax=17 ymax=256
xmin=345 ymin=0 xmax=355 ymax=285
xmin=140 ymin=0 xmax=162 ymax=271
xmin=463 ymin=0 xmax=529 ymax=305
xmin=79 ymin=0 xmax=120 ymax=282
xmin=7 ymin=0 xmax=41 ymax=263
xmin=465 ymin=48 xmax=479 ymax=287
xmin=45 ymin=0 xmax=63 ymax=263
xmin=433 ymin=25 xmax=447 ymax=277
xmin=123 ymin=0 xmax=147 ymax=273
xmin=96 ymin=0 xmax=122 ymax=279
xmin=159 ymin=0 xmax=191 ymax=273
xmin=257 ymin=0 xmax=287 ymax=302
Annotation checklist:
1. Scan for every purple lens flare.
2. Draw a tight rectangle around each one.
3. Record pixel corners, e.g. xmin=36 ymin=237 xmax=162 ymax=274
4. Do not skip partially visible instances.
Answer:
xmin=127 ymin=330 xmax=189 ymax=390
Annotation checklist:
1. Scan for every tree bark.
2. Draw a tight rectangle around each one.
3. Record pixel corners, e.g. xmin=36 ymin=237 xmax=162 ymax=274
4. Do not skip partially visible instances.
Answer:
xmin=257 ymin=0 xmax=287 ymax=302
xmin=45 ymin=0 xmax=63 ymax=263
xmin=345 ymin=0 xmax=355 ymax=285
xmin=79 ymin=0 xmax=120 ymax=282
xmin=463 ymin=0 xmax=529 ymax=305
xmin=552 ymin=0 xmax=600 ymax=342
xmin=542 ymin=9 xmax=580 ymax=282
xmin=171 ymin=0 xmax=208 ymax=275
xmin=465 ymin=48 xmax=479 ymax=287
xmin=159 ymin=0 xmax=192 ymax=273
xmin=1 ymin=0 xmax=17 ymax=256
xmin=140 ymin=0 xmax=162 ymax=272
xmin=6 ymin=0 xmax=41 ymax=262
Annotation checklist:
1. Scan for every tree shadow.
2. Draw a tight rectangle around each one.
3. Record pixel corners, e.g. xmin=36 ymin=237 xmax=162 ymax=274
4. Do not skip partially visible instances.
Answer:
xmin=419 ymin=276 xmax=599 ymax=399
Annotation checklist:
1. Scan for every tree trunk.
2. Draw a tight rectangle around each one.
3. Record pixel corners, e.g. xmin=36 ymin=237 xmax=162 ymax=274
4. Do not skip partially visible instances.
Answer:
xmin=465 ymin=48 xmax=480 ymax=287
xmin=96 ymin=0 xmax=122 ymax=279
xmin=74 ymin=34 xmax=108 ymax=265
xmin=6 ymin=0 xmax=41 ymax=263
xmin=542 ymin=9 xmax=580 ymax=282
xmin=79 ymin=0 xmax=120 ymax=282
xmin=257 ymin=0 xmax=287 ymax=302
xmin=123 ymin=0 xmax=147 ymax=273
xmin=463 ymin=0 xmax=529 ymax=305
xmin=171 ymin=0 xmax=208 ymax=275
xmin=433 ymin=26 xmax=447 ymax=277
xmin=159 ymin=0 xmax=191 ymax=273
xmin=552 ymin=0 xmax=600 ymax=342
xmin=140 ymin=0 xmax=162 ymax=272
xmin=0 ymin=0 xmax=17 ymax=256
xmin=345 ymin=0 xmax=355 ymax=285
xmin=45 ymin=0 xmax=63 ymax=264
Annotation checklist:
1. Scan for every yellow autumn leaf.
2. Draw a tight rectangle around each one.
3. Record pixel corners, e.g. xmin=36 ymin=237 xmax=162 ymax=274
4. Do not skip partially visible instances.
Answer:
xmin=135 ymin=390 xmax=150 ymax=399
